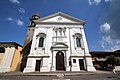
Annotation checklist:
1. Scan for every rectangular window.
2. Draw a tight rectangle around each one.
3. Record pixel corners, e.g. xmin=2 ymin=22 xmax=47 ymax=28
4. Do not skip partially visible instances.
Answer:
xmin=73 ymin=59 xmax=76 ymax=63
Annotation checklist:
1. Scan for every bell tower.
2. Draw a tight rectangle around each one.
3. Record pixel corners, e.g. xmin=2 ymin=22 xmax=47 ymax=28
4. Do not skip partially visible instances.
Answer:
xmin=24 ymin=13 xmax=40 ymax=47
xmin=20 ymin=13 xmax=40 ymax=71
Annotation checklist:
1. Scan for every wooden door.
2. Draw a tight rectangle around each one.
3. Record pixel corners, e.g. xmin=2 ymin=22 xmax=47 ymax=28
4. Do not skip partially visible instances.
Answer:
xmin=35 ymin=60 xmax=41 ymax=71
xmin=79 ymin=59 xmax=85 ymax=70
xmin=56 ymin=51 xmax=65 ymax=70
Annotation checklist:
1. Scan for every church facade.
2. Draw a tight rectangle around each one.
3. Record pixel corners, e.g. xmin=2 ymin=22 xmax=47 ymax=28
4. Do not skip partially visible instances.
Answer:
xmin=23 ymin=12 xmax=96 ymax=72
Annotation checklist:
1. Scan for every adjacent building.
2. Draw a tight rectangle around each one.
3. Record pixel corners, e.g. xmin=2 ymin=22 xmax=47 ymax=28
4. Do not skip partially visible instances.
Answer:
xmin=0 ymin=42 xmax=22 ymax=73
xmin=22 ymin=12 xmax=96 ymax=72
xmin=90 ymin=50 xmax=120 ymax=70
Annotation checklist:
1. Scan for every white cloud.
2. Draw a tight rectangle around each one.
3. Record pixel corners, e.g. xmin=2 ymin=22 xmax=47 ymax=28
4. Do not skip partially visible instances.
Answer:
xmin=18 ymin=8 xmax=25 ymax=13
xmin=102 ymin=36 xmax=112 ymax=43
xmin=100 ymin=23 xmax=111 ymax=32
xmin=9 ymin=0 xmax=20 ymax=4
xmin=100 ymin=35 xmax=120 ymax=51
xmin=100 ymin=22 xmax=120 ymax=51
xmin=88 ymin=0 xmax=101 ymax=5
xmin=88 ymin=0 xmax=112 ymax=5
xmin=6 ymin=17 xmax=14 ymax=21
xmin=99 ymin=0 xmax=120 ymax=51
xmin=6 ymin=17 xmax=24 ymax=26
xmin=16 ymin=19 xmax=24 ymax=26
xmin=88 ymin=0 xmax=92 ymax=5
xmin=105 ymin=0 xmax=112 ymax=2
xmin=100 ymin=36 xmax=112 ymax=49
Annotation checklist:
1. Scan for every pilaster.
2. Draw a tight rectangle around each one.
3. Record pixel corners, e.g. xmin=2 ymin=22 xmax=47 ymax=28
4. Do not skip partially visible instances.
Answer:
xmin=85 ymin=54 xmax=96 ymax=71
xmin=0 ymin=47 xmax=15 ymax=73
xmin=51 ymin=51 xmax=56 ymax=71
xmin=40 ymin=58 xmax=50 ymax=72
xmin=71 ymin=58 xmax=80 ymax=71
xmin=23 ymin=58 xmax=35 ymax=72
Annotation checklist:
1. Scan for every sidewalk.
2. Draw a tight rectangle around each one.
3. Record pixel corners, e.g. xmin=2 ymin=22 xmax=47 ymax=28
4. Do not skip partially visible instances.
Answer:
xmin=0 ymin=70 xmax=114 ymax=76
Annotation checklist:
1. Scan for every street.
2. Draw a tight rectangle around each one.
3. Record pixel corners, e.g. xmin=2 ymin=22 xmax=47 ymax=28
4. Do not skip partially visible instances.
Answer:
xmin=0 ymin=71 xmax=120 ymax=80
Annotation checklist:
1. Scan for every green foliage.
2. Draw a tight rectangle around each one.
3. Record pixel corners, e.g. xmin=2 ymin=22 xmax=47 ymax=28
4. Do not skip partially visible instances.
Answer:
xmin=106 ymin=55 xmax=120 ymax=67
xmin=115 ymin=57 xmax=120 ymax=66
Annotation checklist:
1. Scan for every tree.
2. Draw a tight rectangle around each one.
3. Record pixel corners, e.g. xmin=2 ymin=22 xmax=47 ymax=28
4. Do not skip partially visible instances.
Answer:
xmin=115 ymin=57 xmax=120 ymax=66
xmin=106 ymin=55 xmax=116 ymax=68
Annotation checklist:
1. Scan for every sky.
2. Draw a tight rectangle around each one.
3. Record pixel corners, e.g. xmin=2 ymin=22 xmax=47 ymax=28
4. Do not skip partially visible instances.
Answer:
xmin=0 ymin=0 xmax=120 ymax=52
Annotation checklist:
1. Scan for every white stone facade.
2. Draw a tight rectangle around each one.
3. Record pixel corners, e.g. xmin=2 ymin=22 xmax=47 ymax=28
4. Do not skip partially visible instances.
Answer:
xmin=23 ymin=12 xmax=96 ymax=72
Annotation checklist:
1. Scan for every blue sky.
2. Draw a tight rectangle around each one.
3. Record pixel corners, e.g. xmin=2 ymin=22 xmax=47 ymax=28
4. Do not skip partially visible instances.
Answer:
xmin=0 ymin=0 xmax=120 ymax=51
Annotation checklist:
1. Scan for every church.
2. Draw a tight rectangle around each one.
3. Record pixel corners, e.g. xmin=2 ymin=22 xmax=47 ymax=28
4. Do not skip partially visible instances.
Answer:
xmin=22 ymin=12 xmax=96 ymax=72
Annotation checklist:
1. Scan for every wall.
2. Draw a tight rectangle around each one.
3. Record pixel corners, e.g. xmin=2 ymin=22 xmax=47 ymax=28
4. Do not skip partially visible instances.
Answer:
xmin=0 ymin=53 xmax=4 ymax=64
xmin=10 ymin=46 xmax=22 ymax=71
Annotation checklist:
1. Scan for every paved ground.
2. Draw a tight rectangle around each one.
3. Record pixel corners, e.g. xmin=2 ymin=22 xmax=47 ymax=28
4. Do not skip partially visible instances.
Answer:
xmin=0 ymin=71 xmax=120 ymax=80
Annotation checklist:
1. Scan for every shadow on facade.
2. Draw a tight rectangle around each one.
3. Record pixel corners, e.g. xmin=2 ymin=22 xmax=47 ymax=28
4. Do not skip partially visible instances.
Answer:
xmin=20 ymin=41 xmax=32 ymax=71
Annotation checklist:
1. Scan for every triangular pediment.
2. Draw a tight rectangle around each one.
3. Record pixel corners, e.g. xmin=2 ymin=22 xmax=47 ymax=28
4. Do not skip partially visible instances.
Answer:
xmin=35 ymin=12 xmax=85 ymax=24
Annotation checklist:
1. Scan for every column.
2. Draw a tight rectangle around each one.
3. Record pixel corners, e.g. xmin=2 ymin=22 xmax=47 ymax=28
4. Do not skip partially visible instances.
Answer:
xmin=65 ymin=51 xmax=70 ymax=71
xmin=41 ymin=58 xmax=50 ymax=72
xmin=51 ymin=51 xmax=56 ymax=71
xmin=80 ymin=28 xmax=89 ymax=54
xmin=45 ymin=28 xmax=53 ymax=54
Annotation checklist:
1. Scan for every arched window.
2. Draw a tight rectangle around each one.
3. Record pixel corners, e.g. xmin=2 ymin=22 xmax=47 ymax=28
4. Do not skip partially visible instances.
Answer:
xmin=36 ymin=33 xmax=46 ymax=48
xmin=0 ymin=47 xmax=5 ymax=53
xmin=38 ymin=37 xmax=44 ymax=47
xmin=76 ymin=37 xmax=81 ymax=47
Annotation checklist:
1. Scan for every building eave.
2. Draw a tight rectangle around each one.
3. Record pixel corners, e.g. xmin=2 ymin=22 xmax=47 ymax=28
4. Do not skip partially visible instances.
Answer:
xmin=34 ymin=21 xmax=84 ymax=25
xmin=0 ymin=42 xmax=23 ymax=48
xmin=32 ymin=12 xmax=85 ymax=25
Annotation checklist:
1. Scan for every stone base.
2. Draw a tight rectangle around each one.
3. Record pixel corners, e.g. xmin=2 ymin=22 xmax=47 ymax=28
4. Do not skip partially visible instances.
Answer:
xmin=66 ymin=66 xmax=70 ymax=71
xmin=115 ymin=66 xmax=120 ymax=71
xmin=0 ymin=67 xmax=10 ymax=73
xmin=41 ymin=66 xmax=50 ymax=72
xmin=71 ymin=66 xmax=80 ymax=71
xmin=87 ymin=67 xmax=96 ymax=71
xmin=50 ymin=66 xmax=55 ymax=71
xmin=23 ymin=67 xmax=34 ymax=73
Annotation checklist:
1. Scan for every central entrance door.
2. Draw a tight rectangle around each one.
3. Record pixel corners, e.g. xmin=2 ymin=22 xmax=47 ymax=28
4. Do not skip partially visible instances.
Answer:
xmin=56 ymin=51 xmax=65 ymax=71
